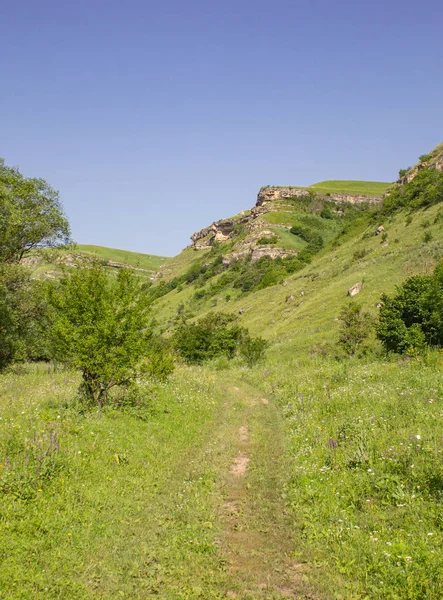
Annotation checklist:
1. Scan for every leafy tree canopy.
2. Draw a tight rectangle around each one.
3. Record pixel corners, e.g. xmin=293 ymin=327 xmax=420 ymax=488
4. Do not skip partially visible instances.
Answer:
xmin=46 ymin=265 xmax=158 ymax=405
xmin=376 ymin=262 xmax=443 ymax=355
xmin=0 ymin=158 xmax=70 ymax=263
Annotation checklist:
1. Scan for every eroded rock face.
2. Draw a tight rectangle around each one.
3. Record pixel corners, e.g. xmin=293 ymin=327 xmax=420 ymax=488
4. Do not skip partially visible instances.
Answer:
xmin=256 ymin=187 xmax=383 ymax=207
xmin=191 ymin=214 xmax=250 ymax=249
xmin=222 ymin=247 xmax=297 ymax=266
xmin=256 ymin=187 xmax=309 ymax=206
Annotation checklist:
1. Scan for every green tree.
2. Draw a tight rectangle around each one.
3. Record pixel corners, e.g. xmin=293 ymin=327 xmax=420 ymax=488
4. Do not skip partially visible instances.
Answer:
xmin=337 ymin=302 xmax=372 ymax=357
xmin=0 ymin=158 xmax=70 ymax=263
xmin=46 ymin=265 xmax=154 ymax=405
xmin=174 ymin=312 xmax=245 ymax=364
xmin=376 ymin=262 xmax=443 ymax=354
xmin=0 ymin=265 xmax=48 ymax=370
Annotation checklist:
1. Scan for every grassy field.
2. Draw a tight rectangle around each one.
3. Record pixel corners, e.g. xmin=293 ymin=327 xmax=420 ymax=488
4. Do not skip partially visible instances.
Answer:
xmin=240 ymin=354 xmax=443 ymax=599
xmin=76 ymin=245 xmax=168 ymax=270
xmin=3 ymin=154 xmax=443 ymax=597
xmin=0 ymin=365 xmax=325 ymax=599
xmin=307 ymin=180 xmax=391 ymax=196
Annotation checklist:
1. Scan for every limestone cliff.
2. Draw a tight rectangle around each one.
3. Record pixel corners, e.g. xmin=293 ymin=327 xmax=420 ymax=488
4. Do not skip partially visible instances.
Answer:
xmin=256 ymin=186 xmax=383 ymax=206
xmin=190 ymin=184 xmax=384 ymax=250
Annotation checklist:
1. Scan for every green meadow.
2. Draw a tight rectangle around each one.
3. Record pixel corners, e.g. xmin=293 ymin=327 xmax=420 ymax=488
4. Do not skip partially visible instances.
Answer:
xmin=2 ymin=144 xmax=443 ymax=598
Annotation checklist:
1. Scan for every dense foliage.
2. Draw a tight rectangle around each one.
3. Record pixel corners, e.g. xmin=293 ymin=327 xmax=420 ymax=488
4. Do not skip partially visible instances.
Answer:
xmin=238 ymin=335 xmax=269 ymax=366
xmin=377 ymin=262 xmax=443 ymax=354
xmin=0 ymin=265 xmax=48 ymax=370
xmin=289 ymin=223 xmax=324 ymax=250
xmin=174 ymin=312 xmax=246 ymax=364
xmin=0 ymin=158 xmax=70 ymax=263
xmin=46 ymin=265 xmax=160 ymax=404
xmin=337 ymin=302 xmax=372 ymax=357
xmin=382 ymin=168 xmax=443 ymax=214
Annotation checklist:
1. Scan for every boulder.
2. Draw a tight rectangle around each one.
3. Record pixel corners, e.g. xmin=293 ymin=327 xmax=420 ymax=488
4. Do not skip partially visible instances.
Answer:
xmin=348 ymin=282 xmax=363 ymax=296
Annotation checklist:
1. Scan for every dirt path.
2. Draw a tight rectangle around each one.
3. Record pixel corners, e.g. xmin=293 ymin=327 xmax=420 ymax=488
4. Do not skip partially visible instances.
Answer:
xmin=216 ymin=380 xmax=321 ymax=600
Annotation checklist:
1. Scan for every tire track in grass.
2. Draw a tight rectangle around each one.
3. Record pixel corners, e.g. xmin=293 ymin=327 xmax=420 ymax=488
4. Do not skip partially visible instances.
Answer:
xmin=217 ymin=379 xmax=324 ymax=600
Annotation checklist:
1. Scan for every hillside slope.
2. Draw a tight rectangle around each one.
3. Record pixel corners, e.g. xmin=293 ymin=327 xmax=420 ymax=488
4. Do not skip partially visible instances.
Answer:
xmin=147 ymin=144 xmax=443 ymax=362
xmin=22 ymin=245 xmax=168 ymax=280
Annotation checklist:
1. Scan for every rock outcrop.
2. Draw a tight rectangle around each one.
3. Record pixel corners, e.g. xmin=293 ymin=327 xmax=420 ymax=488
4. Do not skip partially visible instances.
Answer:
xmin=397 ymin=142 xmax=443 ymax=185
xmin=256 ymin=186 xmax=383 ymax=207
xmin=191 ymin=213 xmax=250 ymax=249
xmin=256 ymin=187 xmax=309 ymax=205
xmin=222 ymin=247 xmax=298 ymax=266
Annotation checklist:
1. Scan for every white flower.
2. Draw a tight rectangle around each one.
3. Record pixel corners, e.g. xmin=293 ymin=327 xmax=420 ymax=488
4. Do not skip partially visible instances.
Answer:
xmin=416 ymin=435 xmax=421 ymax=440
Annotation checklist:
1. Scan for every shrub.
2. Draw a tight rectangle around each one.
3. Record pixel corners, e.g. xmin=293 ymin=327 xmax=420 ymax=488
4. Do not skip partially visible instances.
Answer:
xmin=257 ymin=235 xmax=278 ymax=245
xmin=376 ymin=262 xmax=443 ymax=354
xmin=290 ymin=224 xmax=324 ymax=249
xmin=46 ymin=265 xmax=157 ymax=405
xmin=423 ymin=231 xmax=433 ymax=243
xmin=353 ymin=248 xmax=368 ymax=262
xmin=337 ymin=302 xmax=372 ymax=357
xmin=320 ymin=206 xmax=334 ymax=219
xmin=239 ymin=335 xmax=269 ymax=367
xmin=382 ymin=168 xmax=443 ymax=214
xmin=174 ymin=312 xmax=246 ymax=364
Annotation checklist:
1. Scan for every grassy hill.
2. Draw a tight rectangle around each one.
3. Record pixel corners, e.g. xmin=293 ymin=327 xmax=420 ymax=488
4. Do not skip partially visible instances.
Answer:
xmin=25 ymin=245 xmax=168 ymax=280
xmin=307 ymin=179 xmax=391 ymax=196
xmin=2 ymin=143 xmax=443 ymax=598
xmin=76 ymin=245 xmax=167 ymax=271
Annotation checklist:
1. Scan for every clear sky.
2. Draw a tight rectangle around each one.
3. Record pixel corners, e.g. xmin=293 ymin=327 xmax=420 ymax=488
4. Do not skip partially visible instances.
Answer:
xmin=1 ymin=0 xmax=442 ymax=256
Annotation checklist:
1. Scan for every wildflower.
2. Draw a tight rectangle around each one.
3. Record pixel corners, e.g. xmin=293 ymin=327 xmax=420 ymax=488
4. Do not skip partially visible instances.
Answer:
xmin=416 ymin=435 xmax=421 ymax=440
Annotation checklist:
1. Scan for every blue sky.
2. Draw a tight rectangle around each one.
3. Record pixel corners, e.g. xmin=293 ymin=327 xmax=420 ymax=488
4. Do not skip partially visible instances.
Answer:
xmin=1 ymin=0 xmax=442 ymax=256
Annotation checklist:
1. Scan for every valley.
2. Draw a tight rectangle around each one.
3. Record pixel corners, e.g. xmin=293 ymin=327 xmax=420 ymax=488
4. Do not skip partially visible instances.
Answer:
xmin=1 ymin=143 xmax=443 ymax=599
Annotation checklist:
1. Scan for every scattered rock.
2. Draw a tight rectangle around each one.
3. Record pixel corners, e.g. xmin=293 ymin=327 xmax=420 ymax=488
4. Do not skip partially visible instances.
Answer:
xmin=376 ymin=225 xmax=385 ymax=235
xmin=239 ymin=307 xmax=249 ymax=314
xmin=348 ymin=282 xmax=363 ymax=296
xmin=286 ymin=294 xmax=295 ymax=303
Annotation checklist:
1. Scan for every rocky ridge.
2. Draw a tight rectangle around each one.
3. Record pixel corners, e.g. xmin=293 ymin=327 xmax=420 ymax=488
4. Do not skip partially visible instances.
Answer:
xmin=190 ymin=184 xmax=385 ymax=253
xmin=256 ymin=186 xmax=383 ymax=206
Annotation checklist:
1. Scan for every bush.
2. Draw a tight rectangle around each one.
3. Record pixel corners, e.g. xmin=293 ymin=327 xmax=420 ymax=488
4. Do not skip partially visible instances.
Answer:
xmin=46 ymin=265 xmax=160 ymax=405
xmin=174 ymin=312 xmax=246 ymax=364
xmin=0 ymin=265 xmax=48 ymax=370
xmin=239 ymin=335 xmax=269 ymax=367
xmin=290 ymin=224 xmax=324 ymax=250
xmin=376 ymin=262 xmax=443 ymax=354
xmin=257 ymin=235 xmax=278 ymax=245
xmin=382 ymin=168 xmax=443 ymax=214
xmin=337 ymin=302 xmax=372 ymax=357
